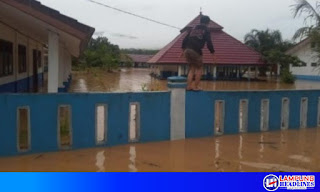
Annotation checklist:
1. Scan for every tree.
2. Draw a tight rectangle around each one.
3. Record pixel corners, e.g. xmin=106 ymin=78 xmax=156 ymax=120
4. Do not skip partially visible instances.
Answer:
xmin=292 ymin=0 xmax=320 ymax=66
xmin=244 ymin=29 xmax=303 ymax=79
xmin=292 ymin=0 xmax=320 ymax=40
xmin=74 ymin=37 xmax=121 ymax=71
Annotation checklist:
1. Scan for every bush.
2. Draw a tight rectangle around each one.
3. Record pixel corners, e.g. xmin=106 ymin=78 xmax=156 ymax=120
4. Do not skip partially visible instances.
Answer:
xmin=281 ymin=69 xmax=296 ymax=84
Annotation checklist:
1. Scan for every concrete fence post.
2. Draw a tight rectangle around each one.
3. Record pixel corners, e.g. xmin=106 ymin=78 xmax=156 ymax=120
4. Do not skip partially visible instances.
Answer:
xmin=168 ymin=76 xmax=187 ymax=140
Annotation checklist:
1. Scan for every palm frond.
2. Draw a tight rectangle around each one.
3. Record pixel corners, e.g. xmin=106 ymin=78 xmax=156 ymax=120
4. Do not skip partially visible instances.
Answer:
xmin=293 ymin=26 xmax=312 ymax=40
xmin=292 ymin=0 xmax=320 ymax=24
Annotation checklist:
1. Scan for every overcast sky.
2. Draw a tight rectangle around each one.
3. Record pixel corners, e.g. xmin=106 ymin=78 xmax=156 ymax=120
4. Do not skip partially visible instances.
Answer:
xmin=38 ymin=0 xmax=306 ymax=49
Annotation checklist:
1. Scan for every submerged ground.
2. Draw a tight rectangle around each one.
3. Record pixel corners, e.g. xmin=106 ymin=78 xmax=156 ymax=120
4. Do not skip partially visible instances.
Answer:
xmin=0 ymin=128 xmax=319 ymax=172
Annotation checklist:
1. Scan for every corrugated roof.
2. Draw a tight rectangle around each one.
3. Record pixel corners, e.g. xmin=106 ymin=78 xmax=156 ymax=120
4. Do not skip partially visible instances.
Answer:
xmin=149 ymin=14 xmax=264 ymax=66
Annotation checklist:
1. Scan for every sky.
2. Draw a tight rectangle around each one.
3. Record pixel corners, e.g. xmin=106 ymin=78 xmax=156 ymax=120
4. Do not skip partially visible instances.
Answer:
xmin=38 ymin=0 xmax=307 ymax=49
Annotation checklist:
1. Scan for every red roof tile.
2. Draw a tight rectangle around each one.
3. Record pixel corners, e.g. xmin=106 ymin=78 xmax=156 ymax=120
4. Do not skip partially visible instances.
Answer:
xmin=149 ymin=14 xmax=264 ymax=65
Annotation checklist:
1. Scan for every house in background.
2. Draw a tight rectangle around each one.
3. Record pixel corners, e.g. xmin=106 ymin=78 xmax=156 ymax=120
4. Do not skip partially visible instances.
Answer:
xmin=148 ymin=13 xmax=265 ymax=80
xmin=287 ymin=38 xmax=320 ymax=81
xmin=128 ymin=54 xmax=153 ymax=68
xmin=0 ymin=0 xmax=94 ymax=93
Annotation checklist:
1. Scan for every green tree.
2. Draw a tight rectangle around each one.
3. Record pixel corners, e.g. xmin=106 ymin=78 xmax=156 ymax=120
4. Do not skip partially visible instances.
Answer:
xmin=244 ymin=29 xmax=303 ymax=80
xmin=74 ymin=37 xmax=121 ymax=71
xmin=292 ymin=0 xmax=320 ymax=67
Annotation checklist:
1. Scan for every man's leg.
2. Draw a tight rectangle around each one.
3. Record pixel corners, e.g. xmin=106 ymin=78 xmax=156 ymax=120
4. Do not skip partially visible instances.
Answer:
xmin=194 ymin=66 xmax=202 ymax=90
xmin=187 ymin=65 xmax=195 ymax=90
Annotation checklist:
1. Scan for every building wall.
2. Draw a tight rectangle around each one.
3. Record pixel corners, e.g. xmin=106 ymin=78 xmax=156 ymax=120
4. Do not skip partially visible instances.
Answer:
xmin=289 ymin=42 xmax=320 ymax=79
xmin=0 ymin=23 xmax=44 ymax=92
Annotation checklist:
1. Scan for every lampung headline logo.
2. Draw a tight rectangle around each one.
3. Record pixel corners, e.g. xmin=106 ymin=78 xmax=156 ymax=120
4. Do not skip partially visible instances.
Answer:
xmin=263 ymin=174 xmax=315 ymax=191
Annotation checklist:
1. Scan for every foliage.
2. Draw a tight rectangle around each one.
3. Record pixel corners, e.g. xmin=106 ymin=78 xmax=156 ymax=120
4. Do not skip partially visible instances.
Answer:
xmin=244 ymin=29 xmax=304 ymax=77
xmin=292 ymin=0 xmax=320 ymax=40
xmin=121 ymin=48 xmax=159 ymax=55
xmin=73 ymin=37 xmax=121 ymax=71
xmin=281 ymin=69 xmax=296 ymax=84
xmin=292 ymin=0 xmax=320 ymax=67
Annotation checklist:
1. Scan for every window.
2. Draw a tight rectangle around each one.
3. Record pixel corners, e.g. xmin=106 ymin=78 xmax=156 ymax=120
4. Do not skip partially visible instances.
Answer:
xmin=311 ymin=63 xmax=317 ymax=67
xmin=18 ymin=45 xmax=27 ymax=73
xmin=0 ymin=39 xmax=13 ymax=77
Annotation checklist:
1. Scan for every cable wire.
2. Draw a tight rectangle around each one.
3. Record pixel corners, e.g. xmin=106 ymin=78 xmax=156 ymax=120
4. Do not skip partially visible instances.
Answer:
xmin=87 ymin=0 xmax=181 ymax=30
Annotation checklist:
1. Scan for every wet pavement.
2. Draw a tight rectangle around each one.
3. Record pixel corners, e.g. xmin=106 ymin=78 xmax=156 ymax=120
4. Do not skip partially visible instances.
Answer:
xmin=0 ymin=128 xmax=319 ymax=172
xmin=70 ymin=68 xmax=320 ymax=92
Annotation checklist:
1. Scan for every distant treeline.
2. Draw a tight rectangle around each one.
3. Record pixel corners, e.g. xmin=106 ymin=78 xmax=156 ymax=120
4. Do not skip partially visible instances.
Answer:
xmin=121 ymin=48 xmax=159 ymax=55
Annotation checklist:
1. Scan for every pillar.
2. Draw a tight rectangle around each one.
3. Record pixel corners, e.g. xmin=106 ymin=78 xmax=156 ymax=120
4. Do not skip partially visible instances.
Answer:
xmin=277 ymin=64 xmax=281 ymax=76
xmin=248 ymin=67 xmax=251 ymax=81
xmin=255 ymin=67 xmax=258 ymax=79
xmin=237 ymin=66 xmax=240 ymax=79
xmin=168 ymin=76 xmax=187 ymax=140
xmin=48 ymin=31 xmax=59 ymax=93
xmin=213 ymin=66 xmax=217 ymax=79
xmin=58 ymin=45 xmax=64 ymax=92
xmin=178 ymin=65 xmax=182 ymax=76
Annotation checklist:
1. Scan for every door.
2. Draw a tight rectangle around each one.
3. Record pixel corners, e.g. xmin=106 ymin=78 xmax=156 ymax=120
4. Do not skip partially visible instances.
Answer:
xmin=32 ymin=50 xmax=38 ymax=92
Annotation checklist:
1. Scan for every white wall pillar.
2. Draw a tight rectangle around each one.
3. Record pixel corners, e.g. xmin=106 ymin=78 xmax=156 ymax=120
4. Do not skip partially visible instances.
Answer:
xmin=213 ymin=66 xmax=217 ymax=79
xmin=48 ymin=31 xmax=59 ymax=93
xmin=168 ymin=77 xmax=186 ymax=140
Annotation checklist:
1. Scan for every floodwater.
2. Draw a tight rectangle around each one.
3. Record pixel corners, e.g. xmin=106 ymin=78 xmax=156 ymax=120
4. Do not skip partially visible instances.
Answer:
xmin=0 ymin=128 xmax=319 ymax=172
xmin=70 ymin=68 xmax=320 ymax=92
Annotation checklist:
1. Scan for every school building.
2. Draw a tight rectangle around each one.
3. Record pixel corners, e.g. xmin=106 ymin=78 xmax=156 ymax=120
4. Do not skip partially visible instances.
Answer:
xmin=0 ymin=0 xmax=94 ymax=93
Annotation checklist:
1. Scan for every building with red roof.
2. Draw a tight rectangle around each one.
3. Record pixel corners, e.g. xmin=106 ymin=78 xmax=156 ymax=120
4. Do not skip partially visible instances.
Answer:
xmin=128 ymin=54 xmax=153 ymax=68
xmin=148 ymin=13 xmax=265 ymax=80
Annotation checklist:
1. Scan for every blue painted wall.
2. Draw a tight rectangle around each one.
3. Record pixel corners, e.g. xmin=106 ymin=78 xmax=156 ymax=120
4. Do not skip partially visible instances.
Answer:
xmin=1 ymin=89 xmax=320 ymax=157
xmin=0 ymin=92 xmax=170 ymax=156
xmin=0 ymin=73 xmax=44 ymax=93
xmin=186 ymin=90 xmax=320 ymax=138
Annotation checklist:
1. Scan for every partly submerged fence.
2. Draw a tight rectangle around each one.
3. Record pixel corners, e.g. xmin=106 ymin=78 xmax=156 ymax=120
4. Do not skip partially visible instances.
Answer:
xmin=1 ymin=81 xmax=320 ymax=156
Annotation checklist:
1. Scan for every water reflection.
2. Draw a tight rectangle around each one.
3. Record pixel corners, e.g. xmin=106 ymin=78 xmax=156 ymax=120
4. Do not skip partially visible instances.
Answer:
xmin=70 ymin=68 xmax=320 ymax=92
xmin=129 ymin=146 xmax=138 ymax=172
xmin=95 ymin=151 xmax=105 ymax=172
xmin=0 ymin=128 xmax=319 ymax=172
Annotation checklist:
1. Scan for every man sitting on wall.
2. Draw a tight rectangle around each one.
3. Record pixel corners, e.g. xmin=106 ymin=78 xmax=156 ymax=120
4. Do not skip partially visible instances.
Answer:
xmin=182 ymin=15 xmax=215 ymax=91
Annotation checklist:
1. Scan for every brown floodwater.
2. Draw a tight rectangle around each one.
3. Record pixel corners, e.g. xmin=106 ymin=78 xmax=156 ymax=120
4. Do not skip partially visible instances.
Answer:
xmin=70 ymin=68 xmax=320 ymax=92
xmin=0 ymin=128 xmax=319 ymax=172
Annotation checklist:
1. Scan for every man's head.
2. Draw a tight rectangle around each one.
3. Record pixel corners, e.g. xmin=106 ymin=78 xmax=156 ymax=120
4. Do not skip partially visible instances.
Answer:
xmin=200 ymin=15 xmax=210 ymax=25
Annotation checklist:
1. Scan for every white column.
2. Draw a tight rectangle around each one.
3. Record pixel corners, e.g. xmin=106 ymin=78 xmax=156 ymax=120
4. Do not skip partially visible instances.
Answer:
xmin=213 ymin=66 xmax=217 ymax=79
xmin=277 ymin=64 xmax=281 ymax=76
xmin=178 ymin=65 xmax=182 ymax=76
xmin=248 ymin=67 xmax=251 ymax=81
xmin=168 ymin=77 xmax=186 ymax=140
xmin=48 ymin=31 xmax=59 ymax=93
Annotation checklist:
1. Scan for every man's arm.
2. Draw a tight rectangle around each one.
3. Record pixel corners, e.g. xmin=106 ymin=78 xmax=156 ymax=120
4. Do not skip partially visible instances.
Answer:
xmin=182 ymin=32 xmax=190 ymax=50
xmin=205 ymin=31 xmax=215 ymax=54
